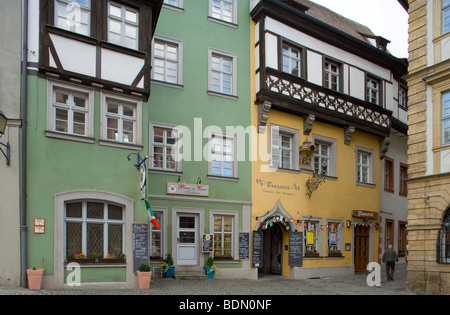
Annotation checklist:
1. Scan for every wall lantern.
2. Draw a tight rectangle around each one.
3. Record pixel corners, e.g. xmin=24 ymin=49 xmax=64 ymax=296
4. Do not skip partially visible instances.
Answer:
xmin=0 ymin=110 xmax=10 ymax=166
xmin=346 ymin=220 xmax=351 ymax=228
xmin=299 ymin=139 xmax=317 ymax=170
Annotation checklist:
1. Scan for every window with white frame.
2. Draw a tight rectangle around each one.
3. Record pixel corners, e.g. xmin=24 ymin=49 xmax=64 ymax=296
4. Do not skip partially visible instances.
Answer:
xmin=209 ymin=0 xmax=236 ymax=25
xmin=443 ymin=0 xmax=450 ymax=34
xmin=52 ymin=88 xmax=89 ymax=136
xmin=399 ymin=86 xmax=407 ymax=110
xmin=104 ymin=98 xmax=137 ymax=144
xmin=108 ymin=1 xmax=139 ymax=50
xmin=282 ymin=43 xmax=302 ymax=78
xmin=356 ymin=147 xmax=374 ymax=184
xmin=213 ymin=215 xmax=233 ymax=258
xmin=209 ymin=49 xmax=236 ymax=96
xmin=443 ymin=91 xmax=450 ymax=145
xmin=327 ymin=221 xmax=343 ymax=256
xmin=324 ymin=59 xmax=340 ymax=91
xmin=163 ymin=0 xmax=183 ymax=9
xmin=314 ymin=142 xmax=330 ymax=176
xmin=152 ymin=37 xmax=182 ymax=85
xmin=149 ymin=211 xmax=163 ymax=259
xmin=55 ymin=0 xmax=91 ymax=36
xmin=64 ymin=201 xmax=125 ymax=259
xmin=209 ymin=132 xmax=237 ymax=178
xmin=366 ymin=76 xmax=381 ymax=105
xmin=150 ymin=123 xmax=179 ymax=172
xmin=303 ymin=218 xmax=322 ymax=256
xmin=270 ymin=125 xmax=300 ymax=171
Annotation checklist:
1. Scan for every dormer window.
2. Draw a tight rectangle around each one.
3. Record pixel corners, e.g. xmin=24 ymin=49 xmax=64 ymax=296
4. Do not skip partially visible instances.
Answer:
xmin=55 ymin=0 xmax=91 ymax=36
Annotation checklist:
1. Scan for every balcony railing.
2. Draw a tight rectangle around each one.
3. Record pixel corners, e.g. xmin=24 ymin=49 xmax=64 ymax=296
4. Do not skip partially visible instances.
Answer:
xmin=258 ymin=68 xmax=392 ymax=137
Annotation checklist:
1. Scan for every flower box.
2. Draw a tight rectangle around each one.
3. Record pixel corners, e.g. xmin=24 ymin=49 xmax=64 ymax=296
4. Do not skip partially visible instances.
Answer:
xmin=67 ymin=258 xmax=126 ymax=264
xmin=328 ymin=252 xmax=343 ymax=257
xmin=304 ymin=252 xmax=320 ymax=257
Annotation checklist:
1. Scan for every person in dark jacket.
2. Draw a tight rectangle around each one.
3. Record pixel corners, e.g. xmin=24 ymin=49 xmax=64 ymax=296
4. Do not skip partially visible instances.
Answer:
xmin=382 ymin=245 xmax=399 ymax=281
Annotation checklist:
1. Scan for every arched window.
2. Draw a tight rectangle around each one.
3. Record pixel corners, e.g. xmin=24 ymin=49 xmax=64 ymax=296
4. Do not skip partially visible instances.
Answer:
xmin=438 ymin=207 xmax=450 ymax=263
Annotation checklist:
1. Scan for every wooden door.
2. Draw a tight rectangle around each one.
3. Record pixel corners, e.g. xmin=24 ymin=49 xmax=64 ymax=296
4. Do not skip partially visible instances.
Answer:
xmin=354 ymin=226 xmax=370 ymax=272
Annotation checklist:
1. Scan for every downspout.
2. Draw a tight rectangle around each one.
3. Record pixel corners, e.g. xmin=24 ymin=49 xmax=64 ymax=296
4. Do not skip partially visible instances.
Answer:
xmin=21 ymin=0 xmax=28 ymax=288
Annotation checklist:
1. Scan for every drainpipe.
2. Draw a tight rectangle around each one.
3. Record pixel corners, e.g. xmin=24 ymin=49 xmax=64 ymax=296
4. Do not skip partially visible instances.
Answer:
xmin=21 ymin=0 xmax=29 ymax=288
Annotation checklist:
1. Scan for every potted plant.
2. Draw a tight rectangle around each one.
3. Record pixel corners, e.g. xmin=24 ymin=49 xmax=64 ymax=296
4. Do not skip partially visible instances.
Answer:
xmin=136 ymin=261 xmax=152 ymax=289
xmin=204 ymin=256 xmax=218 ymax=280
xmin=161 ymin=253 xmax=175 ymax=278
xmin=27 ymin=266 xmax=45 ymax=290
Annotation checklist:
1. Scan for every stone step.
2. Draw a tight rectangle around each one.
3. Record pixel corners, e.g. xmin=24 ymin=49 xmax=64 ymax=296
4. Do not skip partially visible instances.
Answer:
xmin=174 ymin=269 xmax=207 ymax=280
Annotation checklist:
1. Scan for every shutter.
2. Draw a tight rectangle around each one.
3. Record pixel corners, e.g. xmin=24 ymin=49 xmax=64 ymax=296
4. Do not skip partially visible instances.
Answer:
xmin=270 ymin=125 xmax=280 ymax=170
xmin=437 ymin=229 xmax=442 ymax=264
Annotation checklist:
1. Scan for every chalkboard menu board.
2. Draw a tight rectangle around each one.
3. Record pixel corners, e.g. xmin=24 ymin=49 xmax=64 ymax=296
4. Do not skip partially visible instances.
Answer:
xmin=202 ymin=234 xmax=213 ymax=252
xmin=239 ymin=233 xmax=249 ymax=259
xmin=252 ymin=231 xmax=263 ymax=268
xmin=133 ymin=223 xmax=149 ymax=272
xmin=288 ymin=231 xmax=303 ymax=266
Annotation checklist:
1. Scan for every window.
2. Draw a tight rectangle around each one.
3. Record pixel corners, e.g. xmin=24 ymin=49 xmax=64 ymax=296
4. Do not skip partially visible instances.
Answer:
xmin=385 ymin=219 xmax=394 ymax=250
xmin=150 ymin=124 xmax=179 ymax=171
xmin=208 ymin=49 xmax=237 ymax=97
xmin=313 ymin=135 xmax=337 ymax=177
xmin=108 ymin=1 xmax=139 ymax=50
xmin=282 ymin=43 xmax=302 ymax=78
xmin=443 ymin=91 xmax=450 ymax=145
xmin=398 ymin=222 xmax=407 ymax=257
xmin=209 ymin=0 xmax=236 ymax=25
xmin=209 ymin=132 xmax=237 ymax=178
xmin=213 ymin=215 xmax=233 ymax=258
xmin=366 ymin=76 xmax=381 ymax=105
xmin=163 ymin=0 xmax=183 ymax=8
xmin=105 ymin=99 xmax=136 ymax=143
xmin=384 ymin=157 xmax=394 ymax=193
xmin=327 ymin=221 xmax=343 ymax=256
xmin=438 ymin=208 xmax=450 ymax=263
xmin=303 ymin=218 xmax=322 ymax=256
xmin=65 ymin=201 xmax=125 ymax=259
xmin=356 ymin=148 xmax=374 ymax=185
xmin=324 ymin=59 xmax=340 ymax=91
xmin=399 ymin=86 xmax=407 ymax=110
xmin=152 ymin=38 xmax=181 ymax=85
xmin=55 ymin=0 xmax=91 ymax=36
xmin=270 ymin=125 xmax=300 ymax=171
xmin=52 ymin=88 xmax=89 ymax=136
xmin=399 ymin=163 xmax=408 ymax=196
xmin=443 ymin=0 xmax=450 ymax=34
xmin=150 ymin=211 xmax=163 ymax=259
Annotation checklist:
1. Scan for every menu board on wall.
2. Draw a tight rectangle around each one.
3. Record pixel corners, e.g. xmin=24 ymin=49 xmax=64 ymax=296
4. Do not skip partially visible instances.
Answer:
xmin=252 ymin=231 xmax=263 ymax=268
xmin=239 ymin=233 xmax=249 ymax=260
xmin=288 ymin=231 xmax=303 ymax=266
xmin=132 ymin=223 xmax=149 ymax=272
xmin=202 ymin=234 xmax=213 ymax=253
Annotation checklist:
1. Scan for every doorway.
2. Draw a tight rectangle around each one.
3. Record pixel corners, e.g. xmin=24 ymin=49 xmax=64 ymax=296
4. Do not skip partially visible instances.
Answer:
xmin=263 ymin=223 xmax=283 ymax=275
xmin=354 ymin=225 xmax=370 ymax=272
xmin=176 ymin=214 xmax=199 ymax=265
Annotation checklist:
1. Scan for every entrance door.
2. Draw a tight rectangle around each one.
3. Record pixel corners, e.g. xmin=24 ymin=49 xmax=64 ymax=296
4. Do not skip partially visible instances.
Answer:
xmin=177 ymin=214 xmax=199 ymax=265
xmin=263 ymin=223 xmax=283 ymax=275
xmin=354 ymin=225 xmax=370 ymax=272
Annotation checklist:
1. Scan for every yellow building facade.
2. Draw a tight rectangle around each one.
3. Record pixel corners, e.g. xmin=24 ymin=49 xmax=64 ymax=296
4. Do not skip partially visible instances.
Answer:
xmin=249 ymin=0 xmax=408 ymax=279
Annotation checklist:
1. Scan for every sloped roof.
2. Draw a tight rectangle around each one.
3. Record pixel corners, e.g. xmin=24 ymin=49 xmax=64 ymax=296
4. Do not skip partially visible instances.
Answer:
xmin=293 ymin=0 xmax=376 ymax=44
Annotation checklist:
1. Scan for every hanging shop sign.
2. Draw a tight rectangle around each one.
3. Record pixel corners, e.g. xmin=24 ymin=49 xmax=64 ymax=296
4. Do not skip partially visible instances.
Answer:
xmin=140 ymin=162 xmax=146 ymax=200
xmin=352 ymin=210 xmax=379 ymax=219
xmin=167 ymin=182 xmax=209 ymax=197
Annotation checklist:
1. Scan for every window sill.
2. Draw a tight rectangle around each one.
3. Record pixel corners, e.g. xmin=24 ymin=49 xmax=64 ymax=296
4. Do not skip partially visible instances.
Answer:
xmin=99 ymin=139 xmax=143 ymax=151
xmin=149 ymin=169 xmax=183 ymax=176
xmin=46 ymin=130 xmax=95 ymax=144
xmin=207 ymin=175 xmax=239 ymax=182
xmin=207 ymin=90 xmax=238 ymax=101
xmin=207 ymin=16 xmax=238 ymax=29
xmin=356 ymin=181 xmax=376 ymax=188
xmin=214 ymin=258 xmax=240 ymax=264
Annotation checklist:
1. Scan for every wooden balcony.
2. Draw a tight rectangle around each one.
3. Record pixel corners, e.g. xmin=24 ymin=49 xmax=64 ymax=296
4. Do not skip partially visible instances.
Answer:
xmin=256 ymin=67 xmax=392 ymax=138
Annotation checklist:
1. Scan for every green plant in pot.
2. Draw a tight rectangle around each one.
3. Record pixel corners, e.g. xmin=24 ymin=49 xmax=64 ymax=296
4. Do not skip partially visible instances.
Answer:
xmin=205 ymin=256 xmax=218 ymax=279
xmin=161 ymin=253 xmax=175 ymax=278
xmin=137 ymin=261 xmax=152 ymax=289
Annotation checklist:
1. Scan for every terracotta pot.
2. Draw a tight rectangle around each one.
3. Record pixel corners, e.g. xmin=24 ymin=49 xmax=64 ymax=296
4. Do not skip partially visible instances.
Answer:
xmin=27 ymin=269 xmax=44 ymax=290
xmin=137 ymin=271 xmax=152 ymax=289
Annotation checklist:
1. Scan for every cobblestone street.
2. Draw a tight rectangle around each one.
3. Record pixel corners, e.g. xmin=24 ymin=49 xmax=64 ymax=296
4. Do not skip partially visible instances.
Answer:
xmin=0 ymin=263 xmax=419 ymax=295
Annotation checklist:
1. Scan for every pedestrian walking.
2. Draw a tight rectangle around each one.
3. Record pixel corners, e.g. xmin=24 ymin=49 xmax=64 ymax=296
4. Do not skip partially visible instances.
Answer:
xmin=382 ymin=245 xmax=399 ymax=281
